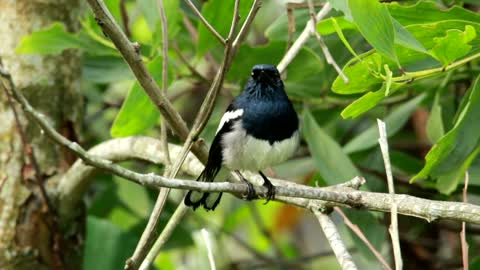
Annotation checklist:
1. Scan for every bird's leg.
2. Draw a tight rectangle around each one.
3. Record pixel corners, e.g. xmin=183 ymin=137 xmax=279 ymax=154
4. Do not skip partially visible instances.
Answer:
xmin=235 ymin=170 xmax=256 ymax=200
xmin=258 ymin=171 xmax=275 ymax=204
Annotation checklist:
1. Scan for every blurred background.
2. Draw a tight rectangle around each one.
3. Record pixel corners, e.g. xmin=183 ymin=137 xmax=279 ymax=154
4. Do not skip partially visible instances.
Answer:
xmin=5 ymin=0 xmax=480 ymax=269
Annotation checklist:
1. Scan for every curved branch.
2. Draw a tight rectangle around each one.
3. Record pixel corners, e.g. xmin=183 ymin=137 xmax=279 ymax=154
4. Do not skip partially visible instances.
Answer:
xmin=56 ymin=136 xmax=203 ymax=219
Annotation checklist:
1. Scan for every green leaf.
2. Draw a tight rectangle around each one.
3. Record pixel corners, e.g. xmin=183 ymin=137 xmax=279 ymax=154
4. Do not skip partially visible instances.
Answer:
xmin=327 ymin=0 xmax=352 ymax=21
xmin=348 ymin=0 xmax=397 ymax=62
xmin=83 ymin=55 xmax=133 ymax=83
xmin=387 ymin=1 xmax=480 ymax=26
xmin=414 ymin=75 xmax=480 ymax=184
xmin=83 ymin=217 xmax=138 ymax=270
xmin=303 ymin=109 xmax=359 ymax=184
xmin=344 ymin=94 xmax=426 ymax=154
xmin=430 ymin=25 xmax=477 ymax=66
xmin=138 ymin=0 xmax=181 ymax=40
xmin=436 ymin=146 xmax=480 ymax=194
xmin=110 ymin=57 xmax=163 ymax=137
xmin=426 ymin=91 xmax=445 ymax=144
xmin=16 ymin=22 xmax=83 ymax=54
xmin=341 ymin=89 xmax=386 ymax=119
xmin=391 ymin=18 xmax=427 ymax=54
xmin=332 ymin=53 xmax=383 ymax=95
xmin=197 ymin=0 xmax=253 ymax=55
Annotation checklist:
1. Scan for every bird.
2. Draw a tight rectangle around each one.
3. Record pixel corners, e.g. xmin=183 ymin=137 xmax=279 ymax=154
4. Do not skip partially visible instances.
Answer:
xmin=184 ymin=64 xmax=299 ymax=211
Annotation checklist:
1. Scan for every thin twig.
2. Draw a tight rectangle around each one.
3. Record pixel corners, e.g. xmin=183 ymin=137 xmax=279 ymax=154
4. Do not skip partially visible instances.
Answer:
xmin=230 ymin=0 xmax=262 ymax=62
xmin=377 ymin=119 xmax=403 ymax=270
xmin=461 ymin=171 xmax=470 ymax=270
xmin=313 ymin=210 xmax=357 ymax=270
xmin=277 ymin=3 xmax=332 ymax=73
xmin=157 ymin=0 xmax=171 ymax=165
xmin=136 ymin=1 xmax=242 ymax=268
xmin=201 ymin=229 xmax=217 ymax=270
xmin=183 ymin=0 xmax=226 ymax=45
xmin=0 ymin=66 xmax=51 ymax=213
xmin=126 ymin=2 xmax=173 ymax=268
xmin=335 ymin=208 xmax=392 ymax=270
xmin=120 ymin=0 xmax=131 ymax=38
xmin=85 ymin=0 xmax=209 ymax=163
xmin=306 ymin=0 xmax=348 ymax=83
xmin=172 ymin=43 xmax=210 ymax=83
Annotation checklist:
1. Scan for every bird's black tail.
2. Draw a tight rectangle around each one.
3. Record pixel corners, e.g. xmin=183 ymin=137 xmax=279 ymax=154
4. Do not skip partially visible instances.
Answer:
xmin=184 ymin=169 xmax=224 ymax=211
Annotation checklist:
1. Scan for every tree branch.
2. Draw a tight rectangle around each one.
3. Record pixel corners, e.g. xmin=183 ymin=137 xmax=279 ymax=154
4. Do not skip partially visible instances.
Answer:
xmin=131 ymin=1 xmax=242 ymax=268
xmin=377 ymin=120 xmax=403 ymax=270
xmin=85 ymin=0 xmax=208 ymax=163
xmin=461 ymin=171 xmax=470 ymax=270
xmin=183 ymin=0 xmax=226 ymax=45
xmin=313 ymin=210 xmax=358 ymax=270
xmin=6 ymin=74 xmax=480 ymax=225
xmin=277 ymin=3 xmax=332 ymax=73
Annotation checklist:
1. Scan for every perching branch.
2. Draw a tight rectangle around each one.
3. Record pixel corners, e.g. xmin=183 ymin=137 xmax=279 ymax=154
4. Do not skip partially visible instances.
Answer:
xmin=377 ymin=120 xmax=403 ymax=270
xmin=6 ymin=71 xmax=480 ymax=226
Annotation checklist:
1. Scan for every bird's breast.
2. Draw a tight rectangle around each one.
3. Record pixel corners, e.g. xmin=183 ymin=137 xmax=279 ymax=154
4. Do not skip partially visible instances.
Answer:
xmin=221 ymin=121 xmax=299 ymax=171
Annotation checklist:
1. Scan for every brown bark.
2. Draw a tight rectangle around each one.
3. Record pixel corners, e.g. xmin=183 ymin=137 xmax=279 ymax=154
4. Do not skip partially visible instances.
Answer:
xmin=0 ymin=1 xmax=85 ymax=269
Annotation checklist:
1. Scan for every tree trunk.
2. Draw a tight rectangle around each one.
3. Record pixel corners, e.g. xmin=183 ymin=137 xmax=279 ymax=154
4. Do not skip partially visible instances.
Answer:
xmin=0 ymin=1 xmax=84 ymax=269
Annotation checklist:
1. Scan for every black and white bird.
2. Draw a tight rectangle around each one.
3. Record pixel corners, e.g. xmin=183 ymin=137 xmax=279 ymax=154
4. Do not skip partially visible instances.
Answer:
xmin=184 ymin=64 xmax=299 ymax=211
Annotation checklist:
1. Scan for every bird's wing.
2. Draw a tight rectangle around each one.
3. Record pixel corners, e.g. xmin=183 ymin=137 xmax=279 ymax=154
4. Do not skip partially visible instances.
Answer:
xmin=204 ymin=103 xmax=243 ymax=180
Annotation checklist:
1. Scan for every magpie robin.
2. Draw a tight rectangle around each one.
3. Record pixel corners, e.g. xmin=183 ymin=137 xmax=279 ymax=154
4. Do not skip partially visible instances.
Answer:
xmin=184 ymin=64 xmax=299 ymax=211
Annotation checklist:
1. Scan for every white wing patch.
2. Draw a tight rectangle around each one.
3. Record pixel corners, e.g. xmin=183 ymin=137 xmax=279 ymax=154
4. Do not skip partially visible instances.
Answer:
xmin=216 ymin=109 xmax=244 ymax=133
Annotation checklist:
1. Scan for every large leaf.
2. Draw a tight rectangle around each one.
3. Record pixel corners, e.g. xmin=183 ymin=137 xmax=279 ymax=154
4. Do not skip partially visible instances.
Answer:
xmin=436 ymin=146 xmax=480 ymax=194
xmin=16 ymin=22 xmax=117 ymax=56
xmin=344 ymin=94 xmax=426 ymax=154
xmin=426 ymin=91 xmax=445 ymax=144
xmin=303 ymin=109 xmax=359 ymax=185
xmin=413 ymin=75 xmax=480 ymax=188
xmin=82 ymin=55 xmax=133 ymax=83
xmin=387 ymin=1 xmax=480 ymax=26
xmin=317 ymin=17 xmax=427 ymax=54
xmin=16 ymin=22 xmax=84 ymax=54
xmin=110 ymin=57 xmax=163 ymax=137
xmin=348 ymin=0 xmax=397 ymax=62
xmin=83 ymin=217 xmax=138 ymax=270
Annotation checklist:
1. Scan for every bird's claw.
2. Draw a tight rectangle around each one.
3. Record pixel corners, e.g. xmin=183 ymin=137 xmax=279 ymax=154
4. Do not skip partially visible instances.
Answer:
xmin=263 ymin=180 xmax=275 ymax=204
xmin=243 ymin=181 xmax=256 ymax=201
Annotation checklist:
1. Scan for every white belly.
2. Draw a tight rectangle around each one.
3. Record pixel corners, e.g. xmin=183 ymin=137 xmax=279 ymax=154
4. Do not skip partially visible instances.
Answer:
xmin=221 ymin=121 xmax=299 ymax=171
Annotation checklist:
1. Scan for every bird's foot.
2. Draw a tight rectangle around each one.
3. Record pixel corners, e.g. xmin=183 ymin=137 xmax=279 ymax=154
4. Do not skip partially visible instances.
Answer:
xmin=259 ymin=171 xmax=275 ymax=204
xmin=262 ymin=179 xmax=275 ymax=204
xmin=243 ymin=181 xmax=257 ymax=201
xmin=236 ymin=170 xmax=256 ymax=201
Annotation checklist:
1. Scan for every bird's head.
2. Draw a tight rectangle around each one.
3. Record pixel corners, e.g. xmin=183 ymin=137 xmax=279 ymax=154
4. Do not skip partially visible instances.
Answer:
xmin=246 ymin=64 xmax=284 ymax=97
xmin=251 ymin=64 xmax=280 ymax=83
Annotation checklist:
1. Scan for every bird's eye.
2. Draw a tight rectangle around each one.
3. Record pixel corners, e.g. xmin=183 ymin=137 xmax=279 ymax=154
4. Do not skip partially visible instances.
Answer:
xmin=251 ymin=72 xmax=254 ymax=76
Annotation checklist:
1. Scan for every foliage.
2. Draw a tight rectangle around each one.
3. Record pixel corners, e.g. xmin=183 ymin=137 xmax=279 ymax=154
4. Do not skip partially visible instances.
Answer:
xmin=16 ymin=0 xmax=480 ymax=269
